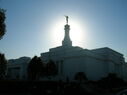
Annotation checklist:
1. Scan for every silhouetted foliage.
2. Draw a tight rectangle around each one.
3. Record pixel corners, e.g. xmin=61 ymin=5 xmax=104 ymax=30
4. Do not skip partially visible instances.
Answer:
xmin=0 ymin=53 xmax=7 ymax=79
xmin=98 ymin=73 xmax=124 ymax=89
xmin=0 ymin=8 xmax=6 ymax=40
xmin=74 ymin=72 xmax=87 ymax=83
xmin=27 ymin=56 xmax=44 ymax=80
xmin=45 ymin=60 xmax=57 ymax=76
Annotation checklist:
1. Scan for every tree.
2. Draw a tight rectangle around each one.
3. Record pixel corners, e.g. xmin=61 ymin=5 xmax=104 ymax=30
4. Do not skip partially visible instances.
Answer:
xmin=74 ymin=72 xmax=87 ymax=83
xmin=0 ymin=53 xmax=7 ymax=79
xmin=45 ymin=60 xmax=57 ymax=76
xmin=0 ymin=8 xmax=6 ymax=40
xmin=27 ymin=56 xmax=44 ymax=80
xmin=98 ymin=73 xmax=124 ymax=89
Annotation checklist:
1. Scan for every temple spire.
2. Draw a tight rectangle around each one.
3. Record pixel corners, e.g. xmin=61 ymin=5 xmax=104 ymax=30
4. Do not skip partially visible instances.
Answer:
xmin=62 ymin=16 xmax=72 ymax=47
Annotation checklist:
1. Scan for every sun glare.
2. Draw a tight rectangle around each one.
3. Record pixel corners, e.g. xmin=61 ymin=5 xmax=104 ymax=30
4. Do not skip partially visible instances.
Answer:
xmin=50 ymin=18 xmax=87 ymax=47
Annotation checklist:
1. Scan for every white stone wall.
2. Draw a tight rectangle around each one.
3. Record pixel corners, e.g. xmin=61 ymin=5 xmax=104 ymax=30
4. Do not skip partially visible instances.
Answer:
xmin=85 ymin=57 xmax=106 ymax=80
xmin=123 ymin=63 xmax=127 ymax=81
xmin=41 ymin=46 xmax=127 ymax=81
xmin=7 ymin=57 xmax=31 ymax=80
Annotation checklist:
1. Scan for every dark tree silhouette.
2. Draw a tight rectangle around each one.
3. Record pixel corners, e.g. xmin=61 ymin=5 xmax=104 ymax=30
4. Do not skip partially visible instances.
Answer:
xmin=0 ymin=8 xmax=6 ymax=40
xmin=46 ymin=60 xmax=57 ymax=76
xmin=0 ymin=53 xmax=7 ymax=79
xmin=98 ymin=73 xmax=124 ymax=89
xmin=74 ymin=72 xmax=87 ymax=83
xmin=27 ymin=56 xmax=44 ymax=80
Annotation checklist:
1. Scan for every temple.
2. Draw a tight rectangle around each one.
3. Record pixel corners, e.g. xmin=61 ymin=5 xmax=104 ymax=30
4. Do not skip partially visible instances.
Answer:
xmin=40 ymin=17 xmax=127 ymax=81
xmin=7 ymin=17 xmax=127 ymax=81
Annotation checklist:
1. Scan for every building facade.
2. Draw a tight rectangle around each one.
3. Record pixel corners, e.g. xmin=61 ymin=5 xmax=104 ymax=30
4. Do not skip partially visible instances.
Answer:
xmin=40 ymin=17 xmax=126 ymax=81
xmin=7 ymin=57 xmax=30 ymax=80
xmin=7 ymin=17 xmax=127 ymax=81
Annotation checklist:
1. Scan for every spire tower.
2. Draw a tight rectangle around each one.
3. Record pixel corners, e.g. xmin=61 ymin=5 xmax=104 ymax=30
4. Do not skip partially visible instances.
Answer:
xmin=62 ymin=16 xmax=72 ymax=47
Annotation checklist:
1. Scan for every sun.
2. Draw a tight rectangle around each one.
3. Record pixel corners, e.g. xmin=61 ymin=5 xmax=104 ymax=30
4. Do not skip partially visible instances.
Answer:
xmin=50 ymin=17 xmax=86 ymax=47
xmin=69 ymin=20 xmax=84 ymax=46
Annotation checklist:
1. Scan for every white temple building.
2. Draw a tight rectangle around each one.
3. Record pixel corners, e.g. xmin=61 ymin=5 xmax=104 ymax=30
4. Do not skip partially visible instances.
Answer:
xmin=7 ymin=17 xmax=127 ymax=81
xmin=7 ymin=57 xmax=30 ymax=79
xmin=40 ymin=16 xmax=127 ymax=81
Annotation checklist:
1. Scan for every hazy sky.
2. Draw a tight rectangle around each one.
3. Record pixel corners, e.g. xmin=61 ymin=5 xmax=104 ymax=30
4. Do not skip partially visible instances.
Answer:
xmin=0 ymin=0 xmax=127 ymax=61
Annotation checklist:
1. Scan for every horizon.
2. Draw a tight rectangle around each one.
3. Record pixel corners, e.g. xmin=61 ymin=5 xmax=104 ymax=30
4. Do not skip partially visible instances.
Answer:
xmin=0 ymin=0 xmax=127 ymax=62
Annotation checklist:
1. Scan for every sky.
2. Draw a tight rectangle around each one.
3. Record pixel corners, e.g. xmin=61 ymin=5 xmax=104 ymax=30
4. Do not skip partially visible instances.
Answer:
xmin=0 ymin=0 xmax=127 ymax=61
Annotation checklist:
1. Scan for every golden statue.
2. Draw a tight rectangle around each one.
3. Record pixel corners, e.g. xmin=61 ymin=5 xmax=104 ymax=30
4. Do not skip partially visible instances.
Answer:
xmin=65 ymin=16 xmax=69 ymax=24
